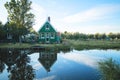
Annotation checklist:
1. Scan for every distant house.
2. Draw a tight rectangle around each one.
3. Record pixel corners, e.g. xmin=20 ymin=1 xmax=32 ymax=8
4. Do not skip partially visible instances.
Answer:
xmin=38 ymin=17 xmax=61 ymax=44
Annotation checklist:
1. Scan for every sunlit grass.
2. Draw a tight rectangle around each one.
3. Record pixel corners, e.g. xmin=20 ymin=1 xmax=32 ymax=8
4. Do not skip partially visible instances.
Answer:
xmin=0 ymin=43 xmax=71 ymax=51
xmin=67 ymin=39 xmax=120 ymax=50
xmin=0 ymin=39 xmax=120 ymax=50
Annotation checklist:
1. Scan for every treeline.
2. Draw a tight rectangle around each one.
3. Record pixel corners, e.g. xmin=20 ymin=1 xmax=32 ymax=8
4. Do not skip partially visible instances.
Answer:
xmin=61 ymin=31 xmax=120 ymax=40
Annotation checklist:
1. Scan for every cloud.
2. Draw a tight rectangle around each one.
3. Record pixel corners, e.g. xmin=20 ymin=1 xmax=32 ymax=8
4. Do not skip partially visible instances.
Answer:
xmin=31 ymin=3 xmax=47 ymax=31
xmin=63 ymin=4 xmax=120 ymax=23
xmin=0 ymin=0 xmax=8 ymax=24
xmin=61 ymin=52 xmax=99 ymax=68
xmin=37 ymin=75 xmax=56 ymax=80
xmin=63 ymin=24 xmax=120 ymax=33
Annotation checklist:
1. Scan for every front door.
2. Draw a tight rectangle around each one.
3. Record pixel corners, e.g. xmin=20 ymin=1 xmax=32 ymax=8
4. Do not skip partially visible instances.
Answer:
xmin=46 ymin=38 xmax=49 ymax=43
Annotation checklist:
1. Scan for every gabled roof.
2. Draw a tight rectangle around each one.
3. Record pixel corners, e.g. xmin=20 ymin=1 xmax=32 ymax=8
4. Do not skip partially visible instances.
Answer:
xmin=38 ymin=20 xmax=58 ymax=33
xmin=38 ymin=58 xmax=56 ymax=72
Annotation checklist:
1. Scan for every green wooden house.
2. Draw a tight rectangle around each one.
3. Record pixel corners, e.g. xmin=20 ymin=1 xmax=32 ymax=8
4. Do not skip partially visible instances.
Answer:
xmin=38 ymin=17 xmax=61 ymax=43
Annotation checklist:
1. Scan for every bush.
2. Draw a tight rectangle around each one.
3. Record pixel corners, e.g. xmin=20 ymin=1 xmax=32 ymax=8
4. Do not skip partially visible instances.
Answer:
xmin=98 ymin=58 xmax=120 ymax=80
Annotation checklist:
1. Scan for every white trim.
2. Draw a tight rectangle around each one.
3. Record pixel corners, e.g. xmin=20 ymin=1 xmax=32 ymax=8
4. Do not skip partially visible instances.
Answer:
xmin=40 ymin=33 xmax=45 ymax=39
xmin=50 ymin=33 xmax=55 ymax=39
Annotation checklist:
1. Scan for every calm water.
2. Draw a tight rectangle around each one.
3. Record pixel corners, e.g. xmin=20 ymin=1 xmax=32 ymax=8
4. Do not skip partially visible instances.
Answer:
xmin=0 ymin=49 xmax=120 ymax=80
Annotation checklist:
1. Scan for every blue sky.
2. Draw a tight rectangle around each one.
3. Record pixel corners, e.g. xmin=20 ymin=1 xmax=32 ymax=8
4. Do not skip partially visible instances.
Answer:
xmin=0 ymin=0 xmax=120 ymax=33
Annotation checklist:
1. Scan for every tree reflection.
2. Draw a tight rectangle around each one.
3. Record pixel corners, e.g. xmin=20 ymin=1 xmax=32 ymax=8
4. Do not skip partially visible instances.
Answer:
xmin=0 ymin=60 xmax=5 ymax=73
xmin=0 ymin=48 xmax=35 ymax=80
xmin=9 ymin=51 xmax=35 ymax=80
xmin=0 ymin=49 xmax=6 ymax=73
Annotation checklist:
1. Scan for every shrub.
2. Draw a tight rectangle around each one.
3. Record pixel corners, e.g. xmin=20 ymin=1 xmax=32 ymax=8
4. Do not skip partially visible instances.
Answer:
xmin=98 ymin=58 xmax=120 ymax=80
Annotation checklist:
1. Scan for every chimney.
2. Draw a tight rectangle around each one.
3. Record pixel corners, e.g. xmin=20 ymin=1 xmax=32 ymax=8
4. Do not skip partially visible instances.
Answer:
xmin=48 ymin=16 xmax=50 ymax=22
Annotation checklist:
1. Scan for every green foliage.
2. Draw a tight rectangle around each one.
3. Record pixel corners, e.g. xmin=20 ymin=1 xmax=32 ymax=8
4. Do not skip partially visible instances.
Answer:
xmin=61 ymin=32 xmax=120 ymax=40
xmin=108 ymin=32 xmax=117 ymax=40
xmin=98 ymin=58 xmax=120 ymax=80
xmin=0 ymin=22 xmax=4 ymax=39
xmin=4 ymin=0 xmax=34 ymax=37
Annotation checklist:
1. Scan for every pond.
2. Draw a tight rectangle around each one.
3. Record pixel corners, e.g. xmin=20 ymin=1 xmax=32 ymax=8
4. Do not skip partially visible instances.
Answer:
xmin=0 ymin=48 xmax=120 ymax=80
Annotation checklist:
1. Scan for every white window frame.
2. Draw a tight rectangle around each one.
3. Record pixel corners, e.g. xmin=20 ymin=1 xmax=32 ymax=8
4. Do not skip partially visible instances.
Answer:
xmin=46 ymin=25 xmax=49 ymax=30
xmin=51 ymin=33 xmax=55 ymax=39
xmin=46 ymin=33 xmax=49 ymax=38
xmin=41 ymin=33 xmax=44 ymax=39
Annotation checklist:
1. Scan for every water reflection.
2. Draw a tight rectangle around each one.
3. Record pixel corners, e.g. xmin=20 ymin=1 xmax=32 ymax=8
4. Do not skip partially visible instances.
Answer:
xmin=0 ymin=49 xmax=35 ymax=80
xmin=0 ymin=59 xmax=5 ymax=73
xmin=38 ymin=51 xmax=57 ymax=72
xmin=1 ymin=48 xmax=118 ymax=80
xmin=0 ymin=48 xmax=70 ymax=80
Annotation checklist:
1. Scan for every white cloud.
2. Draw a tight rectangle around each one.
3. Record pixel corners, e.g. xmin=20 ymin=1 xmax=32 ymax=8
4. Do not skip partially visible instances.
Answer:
xmin=37 ymin=75 xmax=56 ymax=80
xmin=61 ymin=52 xmax=98 ymax=68
xmin=62 ymin=24 xmax=120 ymax=33
xmin=0 ymin=0 xmax=8 ymax=24
xmin=31 ymin=3 xmax=47 ymax=31
xmin=63 ymin=4 xmax=120 ymax=23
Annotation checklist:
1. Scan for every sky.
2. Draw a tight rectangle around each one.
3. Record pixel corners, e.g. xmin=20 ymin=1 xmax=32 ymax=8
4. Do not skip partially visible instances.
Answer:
xmin=0 ymin=0 xmax=120 ymax=33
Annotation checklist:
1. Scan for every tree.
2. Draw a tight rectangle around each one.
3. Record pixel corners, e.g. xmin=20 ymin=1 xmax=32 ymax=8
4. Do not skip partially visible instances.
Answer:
xmin=0 ymin=21 xmax=3 ymax=39
xmin=101 ymin=33 xmax=106 ymax=40
xmin=94 ymin=33 xmax=102 ymax=40
xmin=0 ymin=21 xmax=6 ymax=40
xmin=5 ymin=0 xmax=34 ymax=42
xmin=116 ymin=33 xmax=120 ymax=39
xmin=108 ymin=32 xmax=116 ymax=40
xmin=4 ymin=22 xmax=20 ymax=42
xmin=88 ymin=34 xmax=94 ymax=40
xmin=74 ymin=32 xmax=80 ymax=40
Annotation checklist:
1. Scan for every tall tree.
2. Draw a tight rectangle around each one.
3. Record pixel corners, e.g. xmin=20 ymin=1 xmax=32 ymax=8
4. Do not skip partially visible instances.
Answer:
xmin=0 ymin=21 xmax=6 ymax=40
xmin=5 ymin=0 xmax=34 ymax=42
xmin=0 ymin=21 xmax=3 ymax=39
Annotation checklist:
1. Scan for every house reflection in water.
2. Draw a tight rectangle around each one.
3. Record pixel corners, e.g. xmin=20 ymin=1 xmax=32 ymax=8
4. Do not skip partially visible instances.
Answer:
xmin=38 ymin=51 xmax=57 ymax=72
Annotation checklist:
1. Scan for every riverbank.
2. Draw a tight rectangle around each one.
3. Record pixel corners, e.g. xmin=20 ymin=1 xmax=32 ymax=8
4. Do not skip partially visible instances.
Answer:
xmin=67 ymin=39 xmax=120 ymax=50
xmin=0 ymin=42 xmax=71 ymax=51
xmin=0 ymin=39 xmax=120 ymax=50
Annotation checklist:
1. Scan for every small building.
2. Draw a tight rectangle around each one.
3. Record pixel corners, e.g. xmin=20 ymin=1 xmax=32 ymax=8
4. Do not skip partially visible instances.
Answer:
xmin=38 ymin=17 xmax=61 ymax=44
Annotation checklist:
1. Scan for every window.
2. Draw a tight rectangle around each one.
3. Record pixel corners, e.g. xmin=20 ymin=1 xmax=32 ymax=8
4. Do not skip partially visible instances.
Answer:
xmin=46 ymin=25 xmax=49 ymax=30
xmin=7 ymin=33 xmax=12 ymax=39
xmin=51 ymin=33 xmax=55 ymax=39
xmin=46 ymin=33 xmax=49 ymax=38
xmin=41 ymin=33 xmax=44 ymax=38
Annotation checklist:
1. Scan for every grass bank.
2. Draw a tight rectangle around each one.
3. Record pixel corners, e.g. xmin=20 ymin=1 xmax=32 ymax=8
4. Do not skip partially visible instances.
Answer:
xmin=0 ymin=42 xmax=71 ymax=51
xmin=0 ymin=39 xmax=120 ymax=50
xmin=66 ymin=39 xmax=120 ymax=50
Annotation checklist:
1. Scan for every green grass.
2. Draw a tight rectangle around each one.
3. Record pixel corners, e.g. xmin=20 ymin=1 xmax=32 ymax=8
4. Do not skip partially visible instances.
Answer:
xmin=67 ymin=39 xmax=120 ymax=50
xmin=0 ymin=39 xmax=120 ymax=50
xmin=0 ymin=42 xmax=71 ymax=52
